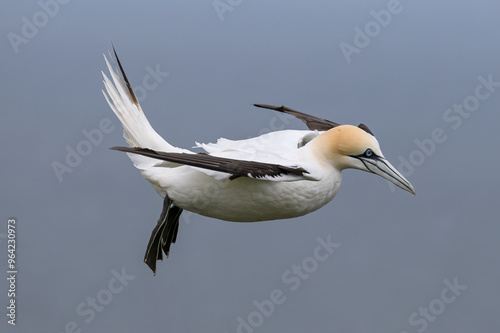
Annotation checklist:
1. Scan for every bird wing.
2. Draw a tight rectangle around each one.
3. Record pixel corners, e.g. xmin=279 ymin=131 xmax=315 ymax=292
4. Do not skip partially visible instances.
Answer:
xmin=102 ymin=47 xmax=193 ymax=170
xmin=196 ymin=129 xmax=320 ymax=157
xmin=253 ymin=104 xmax=340 ymax=131
xmin=190 ymin=129 xmax=322 ymax=181
xmin=111 ymin=146 xmax=318 ymax=181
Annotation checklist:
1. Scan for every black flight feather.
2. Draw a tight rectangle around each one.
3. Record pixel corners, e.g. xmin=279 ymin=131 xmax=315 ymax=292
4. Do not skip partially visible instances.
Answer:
xmin=253 ymin=104 xmax=340 ymax=131
xmin=110 ymin=146 xmax=308 ymax=180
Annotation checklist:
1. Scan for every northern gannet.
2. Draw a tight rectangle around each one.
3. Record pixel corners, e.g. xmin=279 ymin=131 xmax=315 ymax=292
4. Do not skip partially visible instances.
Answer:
xmin=102 ymin=49 xmax=415 ymax=274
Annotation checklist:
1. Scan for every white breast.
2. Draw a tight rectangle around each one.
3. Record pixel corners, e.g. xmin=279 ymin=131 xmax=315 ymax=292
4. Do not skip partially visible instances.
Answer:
xmin=141 ymin=164 xmax=342 ymax=222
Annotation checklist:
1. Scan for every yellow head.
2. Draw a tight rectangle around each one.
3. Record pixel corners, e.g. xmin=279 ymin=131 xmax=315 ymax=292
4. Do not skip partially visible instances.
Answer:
xmin=309 ymin=125 xmax=415 ymax=194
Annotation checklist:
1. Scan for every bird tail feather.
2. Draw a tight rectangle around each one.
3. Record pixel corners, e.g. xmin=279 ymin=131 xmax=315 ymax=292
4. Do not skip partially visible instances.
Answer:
xmin=102 ymin=49 xmax=188 ymax=167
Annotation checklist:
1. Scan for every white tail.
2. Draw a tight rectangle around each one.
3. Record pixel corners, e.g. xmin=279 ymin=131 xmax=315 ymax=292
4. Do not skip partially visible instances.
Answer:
xmin=102 ymin=50 xmax=190 ymax=167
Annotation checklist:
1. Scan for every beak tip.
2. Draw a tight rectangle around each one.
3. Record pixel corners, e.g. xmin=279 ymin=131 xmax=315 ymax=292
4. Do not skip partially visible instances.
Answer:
xmin=367 ymin=156 xmax=416 ymax=196
xmin=408 ymin=185 xmax=416 ymax=195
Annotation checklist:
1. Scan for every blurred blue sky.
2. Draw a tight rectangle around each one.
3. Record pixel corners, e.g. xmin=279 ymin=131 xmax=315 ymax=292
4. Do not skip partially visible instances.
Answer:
xmin=1 ymin=1 xmax=500 ymax=332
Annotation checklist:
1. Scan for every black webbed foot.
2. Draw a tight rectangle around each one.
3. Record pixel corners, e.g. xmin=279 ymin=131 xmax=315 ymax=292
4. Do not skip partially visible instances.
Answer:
xmin=144 ymin=195 xmax=183 ymax=275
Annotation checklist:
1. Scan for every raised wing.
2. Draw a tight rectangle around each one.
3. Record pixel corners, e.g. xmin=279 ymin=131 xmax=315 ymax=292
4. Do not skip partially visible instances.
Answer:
xmin=253 ymin=104 xmax=340 ymax=131
xmin=254 ymin=103 xmax=375 ymax=136
xmin=196 ymin=129 xmax=320 ymax=157
xmin=111 ymin=146 xmax=309 ymax=180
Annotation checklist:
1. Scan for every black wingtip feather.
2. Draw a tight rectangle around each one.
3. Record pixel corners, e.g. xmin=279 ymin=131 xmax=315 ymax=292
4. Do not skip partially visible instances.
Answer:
xmin=253 ymin=103 xmax=340 ymax=131
xmin=111 ymin=46 xmax=140 ymax=106
xmin=110 ymin=146 xmax=308 ymax=179
xmin=358 ymin=123 xmax=374 ymax=136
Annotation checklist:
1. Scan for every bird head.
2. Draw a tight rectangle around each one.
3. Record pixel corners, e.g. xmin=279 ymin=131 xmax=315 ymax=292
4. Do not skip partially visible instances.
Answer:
xmin=310 ymin=124 xmax=415 ymax=194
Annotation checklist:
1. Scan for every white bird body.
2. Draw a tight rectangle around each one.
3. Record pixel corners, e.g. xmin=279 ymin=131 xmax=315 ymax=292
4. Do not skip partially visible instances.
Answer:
xmin=143 ymin=138 xmax=342 ymax=222
xmin=126 ymin=127 xmax=342 ymax=221
xmin=101 ymin=50 xmax=414 ymax=273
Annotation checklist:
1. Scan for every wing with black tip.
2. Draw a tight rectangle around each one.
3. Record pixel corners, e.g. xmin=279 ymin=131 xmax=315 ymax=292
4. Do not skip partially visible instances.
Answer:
xmin=253 ymin=103 xmax=375 ymax=136
xmin=253 ymin=104 xmax=340 ymax=131
xmin=111 ymin=146 xmax=309 ymax=180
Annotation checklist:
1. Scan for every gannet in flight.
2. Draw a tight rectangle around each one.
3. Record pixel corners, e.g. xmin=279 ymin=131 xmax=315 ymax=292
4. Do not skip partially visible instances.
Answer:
xmin=102 ymin=49 xmax=415 ymax=274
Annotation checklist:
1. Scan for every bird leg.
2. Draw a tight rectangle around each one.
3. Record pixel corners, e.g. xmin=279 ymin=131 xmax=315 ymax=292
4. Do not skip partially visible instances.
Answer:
xmin=144 ymin=195 xmax=183 ymax=275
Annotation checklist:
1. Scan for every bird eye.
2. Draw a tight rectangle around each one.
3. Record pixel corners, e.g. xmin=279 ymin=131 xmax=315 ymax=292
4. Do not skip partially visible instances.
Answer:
xmin=364 ymin=149 xmax=373 ymax=157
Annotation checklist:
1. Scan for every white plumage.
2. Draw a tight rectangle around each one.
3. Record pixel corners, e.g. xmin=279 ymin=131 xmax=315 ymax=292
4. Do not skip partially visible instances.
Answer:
xmin=101 ymin=50 xmax=414 ymax=273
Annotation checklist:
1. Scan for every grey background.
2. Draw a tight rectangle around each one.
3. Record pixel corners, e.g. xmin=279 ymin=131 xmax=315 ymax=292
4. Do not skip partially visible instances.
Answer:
xmin=2 ymin=1 xmax=500 ymax=332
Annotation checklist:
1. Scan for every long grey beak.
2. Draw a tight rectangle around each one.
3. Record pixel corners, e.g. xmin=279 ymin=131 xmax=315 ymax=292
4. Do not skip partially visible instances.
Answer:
xmin=358 ymin=156 xmax=416 ymax=195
